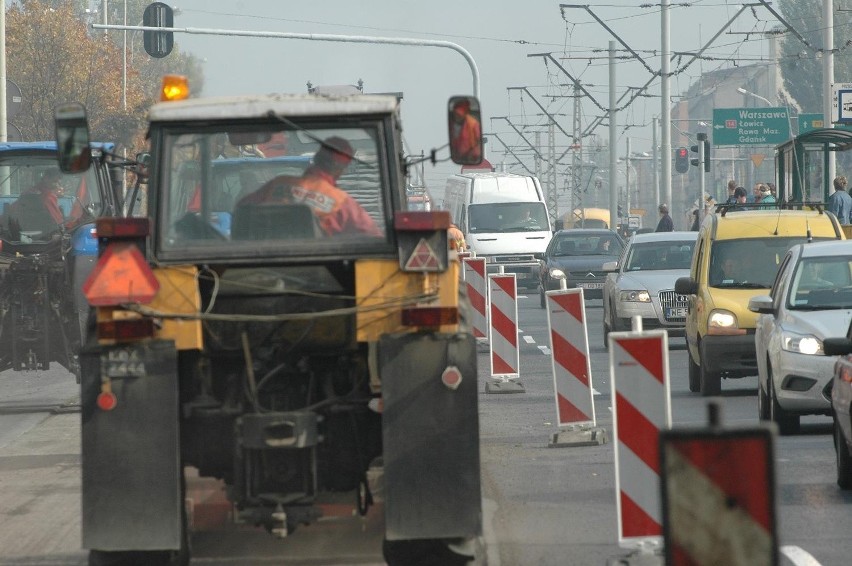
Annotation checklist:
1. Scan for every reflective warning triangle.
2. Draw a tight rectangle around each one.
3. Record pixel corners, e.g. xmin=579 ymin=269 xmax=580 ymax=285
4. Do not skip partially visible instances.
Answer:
xmin=405 ymin=238 xmax=441 ymax=270
xmin=83 ymin=241 xmax=160 ymax=306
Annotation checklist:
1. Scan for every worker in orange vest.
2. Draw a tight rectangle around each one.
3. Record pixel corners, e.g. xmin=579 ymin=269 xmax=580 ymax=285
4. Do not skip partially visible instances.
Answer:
xmin=238 ymin=136 xmax=382 ymax=237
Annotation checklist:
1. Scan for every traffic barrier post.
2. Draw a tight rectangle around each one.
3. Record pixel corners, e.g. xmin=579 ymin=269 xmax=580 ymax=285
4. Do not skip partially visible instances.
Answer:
xmin=609 ymin=329 xmax=672 ymax=551
xmin=485 ymin=273 xmax=524 ymax=394
xmin=462 ymin=257 xmax=488 ymax=342
xmin=545 ymin=288 xmax=607 ymax=447
xmin=660 ymin=402 xmax=777 ymax=566
xmin=457 ymin=250 xmax=472 ymax=281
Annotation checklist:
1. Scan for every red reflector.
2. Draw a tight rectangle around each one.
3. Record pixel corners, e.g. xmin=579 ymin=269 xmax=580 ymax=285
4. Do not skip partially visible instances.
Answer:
xmin=97 ymin=391 xmax=118 ymax=411
xmin=401 ymin=307 xmax=458 ymax=327
xmin=441 ymin=366 xmax=463 ymax=390
xmin=83 ymin=241 xmax=159 ymax=306
xmin=95 ymin=217 xmax=150 ymax=238
xmin=841 ymin=362 xmax=852 ymax=384
xmin=97 ymin=318 xmax=156 ymax=341
xmin=394 ymin=210 xmax=450 ymax=231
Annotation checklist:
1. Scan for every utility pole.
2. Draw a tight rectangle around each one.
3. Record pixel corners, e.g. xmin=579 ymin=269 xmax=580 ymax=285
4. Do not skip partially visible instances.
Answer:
xmin=534 ymin=131 xmax=542 ymax=182
xmin=609 ymin=41 xmax=618 ymax=233
xmin=0 ymin=2 xmax=6 ymax=144
xmin=572 ymin=82 xmax=582 ymax=216
xmin=661 ymin=0 xmax=672 ymax=210
xmin=485 ymin=133 xmax=535 ymax=176
xmin=506 ymin=86 xmax=571 ymax=221
xmin=652 ymin=117 xmax=659 ymax=206
xmin=824 ymin=0 xmax=835 ymax=195
xmin=549 ymin=122 xmax=558 ymax=222
xmin=625 ymin=137 xmax=632 ymax=227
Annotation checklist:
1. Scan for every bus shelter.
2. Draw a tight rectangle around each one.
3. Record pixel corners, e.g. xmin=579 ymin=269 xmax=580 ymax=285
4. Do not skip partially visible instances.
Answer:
xmin=776 ymin=128 xmax=852 ymax=203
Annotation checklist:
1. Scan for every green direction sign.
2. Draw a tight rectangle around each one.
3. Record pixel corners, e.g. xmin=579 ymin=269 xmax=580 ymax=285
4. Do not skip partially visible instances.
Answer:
xmin=797 ymin=112 xmax=852 ymax=135
xmin=797 ymin=113 xmax=825 ymax=135
xmin=712 ymin=107 xmax=791 ymax=146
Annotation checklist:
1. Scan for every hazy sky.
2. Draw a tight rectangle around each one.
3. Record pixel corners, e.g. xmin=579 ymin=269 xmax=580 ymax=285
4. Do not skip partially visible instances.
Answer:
xmin=171 ymin=1 xmax=775 ymax=189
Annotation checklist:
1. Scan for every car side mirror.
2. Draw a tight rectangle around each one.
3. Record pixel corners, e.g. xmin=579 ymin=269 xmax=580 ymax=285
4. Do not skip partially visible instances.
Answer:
xmin=674 ymin=277 xmax=697 ymax=295
xmin=747 ymin=295 xmax=774 ymax=314
xmin=824 ymin=337 xmax=852 ymax=356
xmin=447 ymin=96 xmax=483 ymax=166
xmin=533 ymin=252 xmax=544 ymax=260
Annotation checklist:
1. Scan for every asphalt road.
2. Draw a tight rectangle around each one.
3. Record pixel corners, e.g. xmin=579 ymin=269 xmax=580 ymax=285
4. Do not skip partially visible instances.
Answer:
xmin=0 ymin=295 xmax=850 ymax=565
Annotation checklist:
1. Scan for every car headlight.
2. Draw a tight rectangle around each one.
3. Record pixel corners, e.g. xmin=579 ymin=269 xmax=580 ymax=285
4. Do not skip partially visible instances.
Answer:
xmin=548 ymin=267 xmax=566 ymax=279
xmin=708 ymin=309 xmax=737 ymax=329
xmin=781 ymin=331 xmax=824 ymax=355
xmin=619 ymin=290 xmax=651 ymax=302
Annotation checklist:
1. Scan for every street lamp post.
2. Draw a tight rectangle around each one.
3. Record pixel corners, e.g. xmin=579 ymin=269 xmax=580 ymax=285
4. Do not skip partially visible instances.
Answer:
xmin=736 ymin=87 xmax=773 ymax=107
xmin=122 ymin=0 xmax=126 ymax=111
xmin=737 ymin=86 xmax=777 ymax=193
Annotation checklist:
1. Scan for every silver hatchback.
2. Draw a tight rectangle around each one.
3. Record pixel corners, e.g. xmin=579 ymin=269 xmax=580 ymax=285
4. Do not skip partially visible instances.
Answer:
xmin=602 ymin=231 xmax=696 ymax=346
xmin=750 ymin=240 xmax=852 ymax=435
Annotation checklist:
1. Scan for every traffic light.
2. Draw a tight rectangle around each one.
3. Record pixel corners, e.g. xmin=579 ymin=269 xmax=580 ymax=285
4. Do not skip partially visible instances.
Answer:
xmin=675 ymin=147 xmax=689 ymax=174
xmin=690 ymin=133 xmax=711 ymax=173
xmin=689 ymin=143 xmax=700 ymax=167
xmin=143 ymin=2 xmax=174 ymax=59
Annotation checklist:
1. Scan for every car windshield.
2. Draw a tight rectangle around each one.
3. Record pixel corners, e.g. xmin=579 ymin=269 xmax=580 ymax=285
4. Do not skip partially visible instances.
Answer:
xmin=624 ymin=241 xmax=695 ymax=271
xmin=788 ymin=257 xmax=852 ymax=309
xmin=468 ymin=202 xmax=548 ymax=233
xmin=0 ymin=156 xmax=102 ymax=240
xmin=159 ymin=123 xmax=388 ymax=254
xmin=708 ymin=237 xmax=833 ymax=288
xmin=549 ymin=233 xmax=622 ymax=257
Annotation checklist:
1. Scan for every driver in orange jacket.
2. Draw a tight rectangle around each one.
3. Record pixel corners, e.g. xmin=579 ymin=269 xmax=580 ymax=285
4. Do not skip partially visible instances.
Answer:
xmin=237 ymin=136 xmax=382 ymax=237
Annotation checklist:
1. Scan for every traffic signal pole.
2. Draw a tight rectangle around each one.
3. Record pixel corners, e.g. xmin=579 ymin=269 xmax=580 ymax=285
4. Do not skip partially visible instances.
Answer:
xmin=698 ymin=146 xmax=705 ymax=222
xmin=94 ymin=23 xmax=481 ymax=98
xmin=690 ymin=134 xmax=707 ymax=223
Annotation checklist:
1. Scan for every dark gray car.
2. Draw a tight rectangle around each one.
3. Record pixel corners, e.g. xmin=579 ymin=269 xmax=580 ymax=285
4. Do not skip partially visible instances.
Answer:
xmin=538 ymin=228 xmax=625 ymax=307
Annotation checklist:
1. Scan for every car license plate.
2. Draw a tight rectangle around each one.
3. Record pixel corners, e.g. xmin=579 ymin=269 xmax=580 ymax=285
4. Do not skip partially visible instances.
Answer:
xmin=666 ymin=307 xmax=687 ymax=318
xmin=578 ymin=282 xmax=604 ymax=289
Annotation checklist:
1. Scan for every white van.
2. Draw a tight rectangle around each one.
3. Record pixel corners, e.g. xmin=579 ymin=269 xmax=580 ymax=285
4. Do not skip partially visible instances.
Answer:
xmin=444 ymin=172 xmax=551 ymax=288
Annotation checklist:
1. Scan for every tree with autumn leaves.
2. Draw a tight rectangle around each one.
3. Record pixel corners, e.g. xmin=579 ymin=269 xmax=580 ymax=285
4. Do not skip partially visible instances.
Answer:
xmin=6 ymin=0 xmax=204 ymax=154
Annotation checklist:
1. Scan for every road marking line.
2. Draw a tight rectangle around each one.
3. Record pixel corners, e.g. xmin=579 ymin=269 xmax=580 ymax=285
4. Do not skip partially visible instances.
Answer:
xmin=523 ymin=335 xmax=535 ymax=344
xmin=781 ymin=545 xmax=822 ymax=566
xmin=538 ymin=346 xmax=551 ymax=355
xmin=592 ymin=388 xmax=600 ymax=395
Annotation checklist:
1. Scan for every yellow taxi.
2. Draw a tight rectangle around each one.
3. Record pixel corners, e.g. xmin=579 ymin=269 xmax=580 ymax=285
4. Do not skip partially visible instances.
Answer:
xmin=674 ymin=205 xmax=845 ymax=395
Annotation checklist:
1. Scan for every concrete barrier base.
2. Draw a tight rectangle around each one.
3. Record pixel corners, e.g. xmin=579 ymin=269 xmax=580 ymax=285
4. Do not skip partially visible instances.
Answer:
xmin=549 ymin=425 xmax=608 ymax=447
xmin=484 ymin=380 xmax=525 ymax=394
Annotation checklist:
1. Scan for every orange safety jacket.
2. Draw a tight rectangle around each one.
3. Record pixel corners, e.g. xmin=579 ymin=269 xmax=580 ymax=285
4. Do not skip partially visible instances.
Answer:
xmin=238 ymin=167 xmax=382 ymax=237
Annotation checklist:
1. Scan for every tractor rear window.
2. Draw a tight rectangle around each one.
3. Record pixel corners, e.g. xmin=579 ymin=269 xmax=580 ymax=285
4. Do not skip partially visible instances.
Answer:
xmin=158 ymin=123 xmax=390 ymax=257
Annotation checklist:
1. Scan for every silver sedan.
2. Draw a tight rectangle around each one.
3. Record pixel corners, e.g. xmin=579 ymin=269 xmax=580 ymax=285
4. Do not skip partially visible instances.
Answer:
xmin=750 ymin=240 xmax=852 ymax=435
xmin=602 ymin=231 xmax=696 ymax=347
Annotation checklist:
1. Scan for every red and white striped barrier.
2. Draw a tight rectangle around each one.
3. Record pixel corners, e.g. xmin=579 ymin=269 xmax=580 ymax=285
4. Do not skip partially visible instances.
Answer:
xmin=546 ymin=288 xmax=596 ymax=426
xmin=609 ymin=329 xmax=671 ymax=547
xmin=487 ymin=274 xmax=522 ymax=393
xmin=463 ymin=257 xmax=488 ymax=340
xmin=661 ymin=426 xmax=777 ymax=564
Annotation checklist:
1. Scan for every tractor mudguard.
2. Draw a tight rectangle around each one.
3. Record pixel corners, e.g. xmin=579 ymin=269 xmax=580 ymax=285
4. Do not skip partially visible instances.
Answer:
xmin=80 ymin=339 xmax=182 ymax=551
xmin=380 ymin=331 xmax=481 ymax=540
